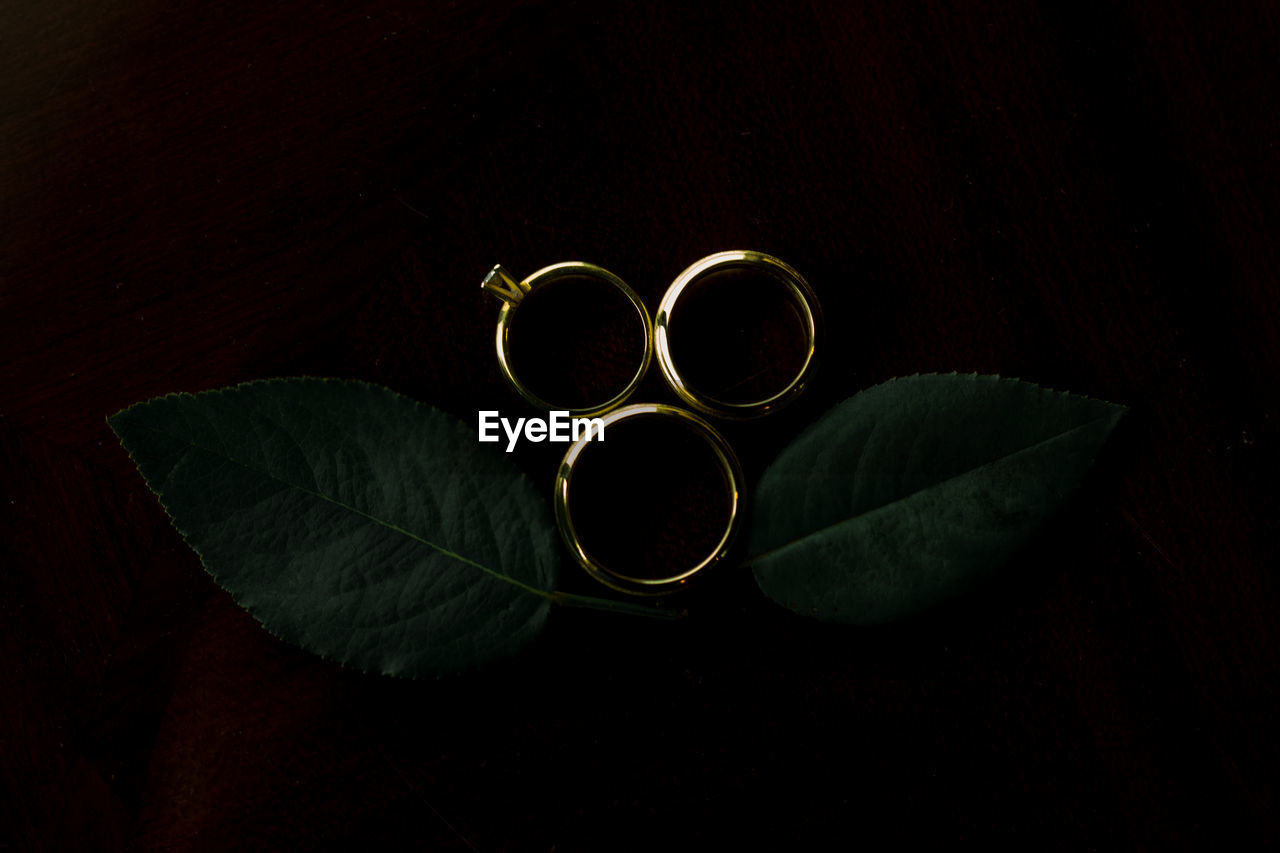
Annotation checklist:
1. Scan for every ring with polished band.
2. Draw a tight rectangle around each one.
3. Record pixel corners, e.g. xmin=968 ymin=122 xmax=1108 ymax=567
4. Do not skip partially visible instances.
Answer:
xmin=655 ymin=250 xmax=821 ymax=420
xmin=554 ymin=403 xmax=745 ymax=596
xmin=482 ymin=261 xmax=653 ymax=417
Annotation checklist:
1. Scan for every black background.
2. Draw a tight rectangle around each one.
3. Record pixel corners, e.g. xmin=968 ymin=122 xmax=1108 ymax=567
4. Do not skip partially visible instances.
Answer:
xmin=3 ymin=1 xmax=1278 ymax=849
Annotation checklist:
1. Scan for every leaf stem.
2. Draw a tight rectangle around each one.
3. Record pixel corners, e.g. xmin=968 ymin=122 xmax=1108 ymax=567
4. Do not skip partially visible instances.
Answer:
xmin=548 ymin=590 xmax=685 ymax=620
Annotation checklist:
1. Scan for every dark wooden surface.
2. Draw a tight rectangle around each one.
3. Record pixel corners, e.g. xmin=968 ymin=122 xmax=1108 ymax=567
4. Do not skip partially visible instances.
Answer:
xmin=3 ymin=1 xmax=1278 ymax=849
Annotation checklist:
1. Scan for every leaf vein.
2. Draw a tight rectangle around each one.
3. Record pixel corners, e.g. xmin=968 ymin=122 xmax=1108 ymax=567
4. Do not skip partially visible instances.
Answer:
xmin=748 ymin=413 xmax=1116 ymax=566
xmin=127 ymin=419 xmax=556 ymax=601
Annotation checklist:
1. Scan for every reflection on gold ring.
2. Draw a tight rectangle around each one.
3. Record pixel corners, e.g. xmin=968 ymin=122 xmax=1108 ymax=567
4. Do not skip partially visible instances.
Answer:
xmin=554 ymin=403 xmax=744 ymax=596
xmin=482 ymin=262 xmax=653 ymax=417
xmin=654 ymin=250 xmax=820 ymax=420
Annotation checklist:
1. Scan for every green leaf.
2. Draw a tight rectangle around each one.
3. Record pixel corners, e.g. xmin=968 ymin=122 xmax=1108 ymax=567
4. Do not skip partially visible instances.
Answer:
xmin=109 ymin=378 xmax=559 ymax=677
xmin=748 ymin=374 xmax=1124 ymax=624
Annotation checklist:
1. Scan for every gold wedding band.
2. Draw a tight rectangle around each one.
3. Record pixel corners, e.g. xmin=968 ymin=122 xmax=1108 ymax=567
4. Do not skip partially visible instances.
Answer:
xmin=654 ymin=250 xmax=820 ymax=420
xmin=554 ymin=403 xmax=745 ymax=596
xmin=483 ymin=262 xmax=653 ymax=417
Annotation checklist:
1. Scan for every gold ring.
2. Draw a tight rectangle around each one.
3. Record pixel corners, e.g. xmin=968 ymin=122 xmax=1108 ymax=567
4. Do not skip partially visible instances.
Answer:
xmin=654 ymin=250 xmax=821 ymax=420
xmin=482 ymin=262 xmax=653 ymax=417
xmin=554 ymin=403 xmax=745 ymax=596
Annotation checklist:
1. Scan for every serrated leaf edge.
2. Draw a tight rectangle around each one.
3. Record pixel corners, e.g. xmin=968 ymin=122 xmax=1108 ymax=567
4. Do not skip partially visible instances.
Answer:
xmin=747 ymin=373 xmax=1128 ymax=568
